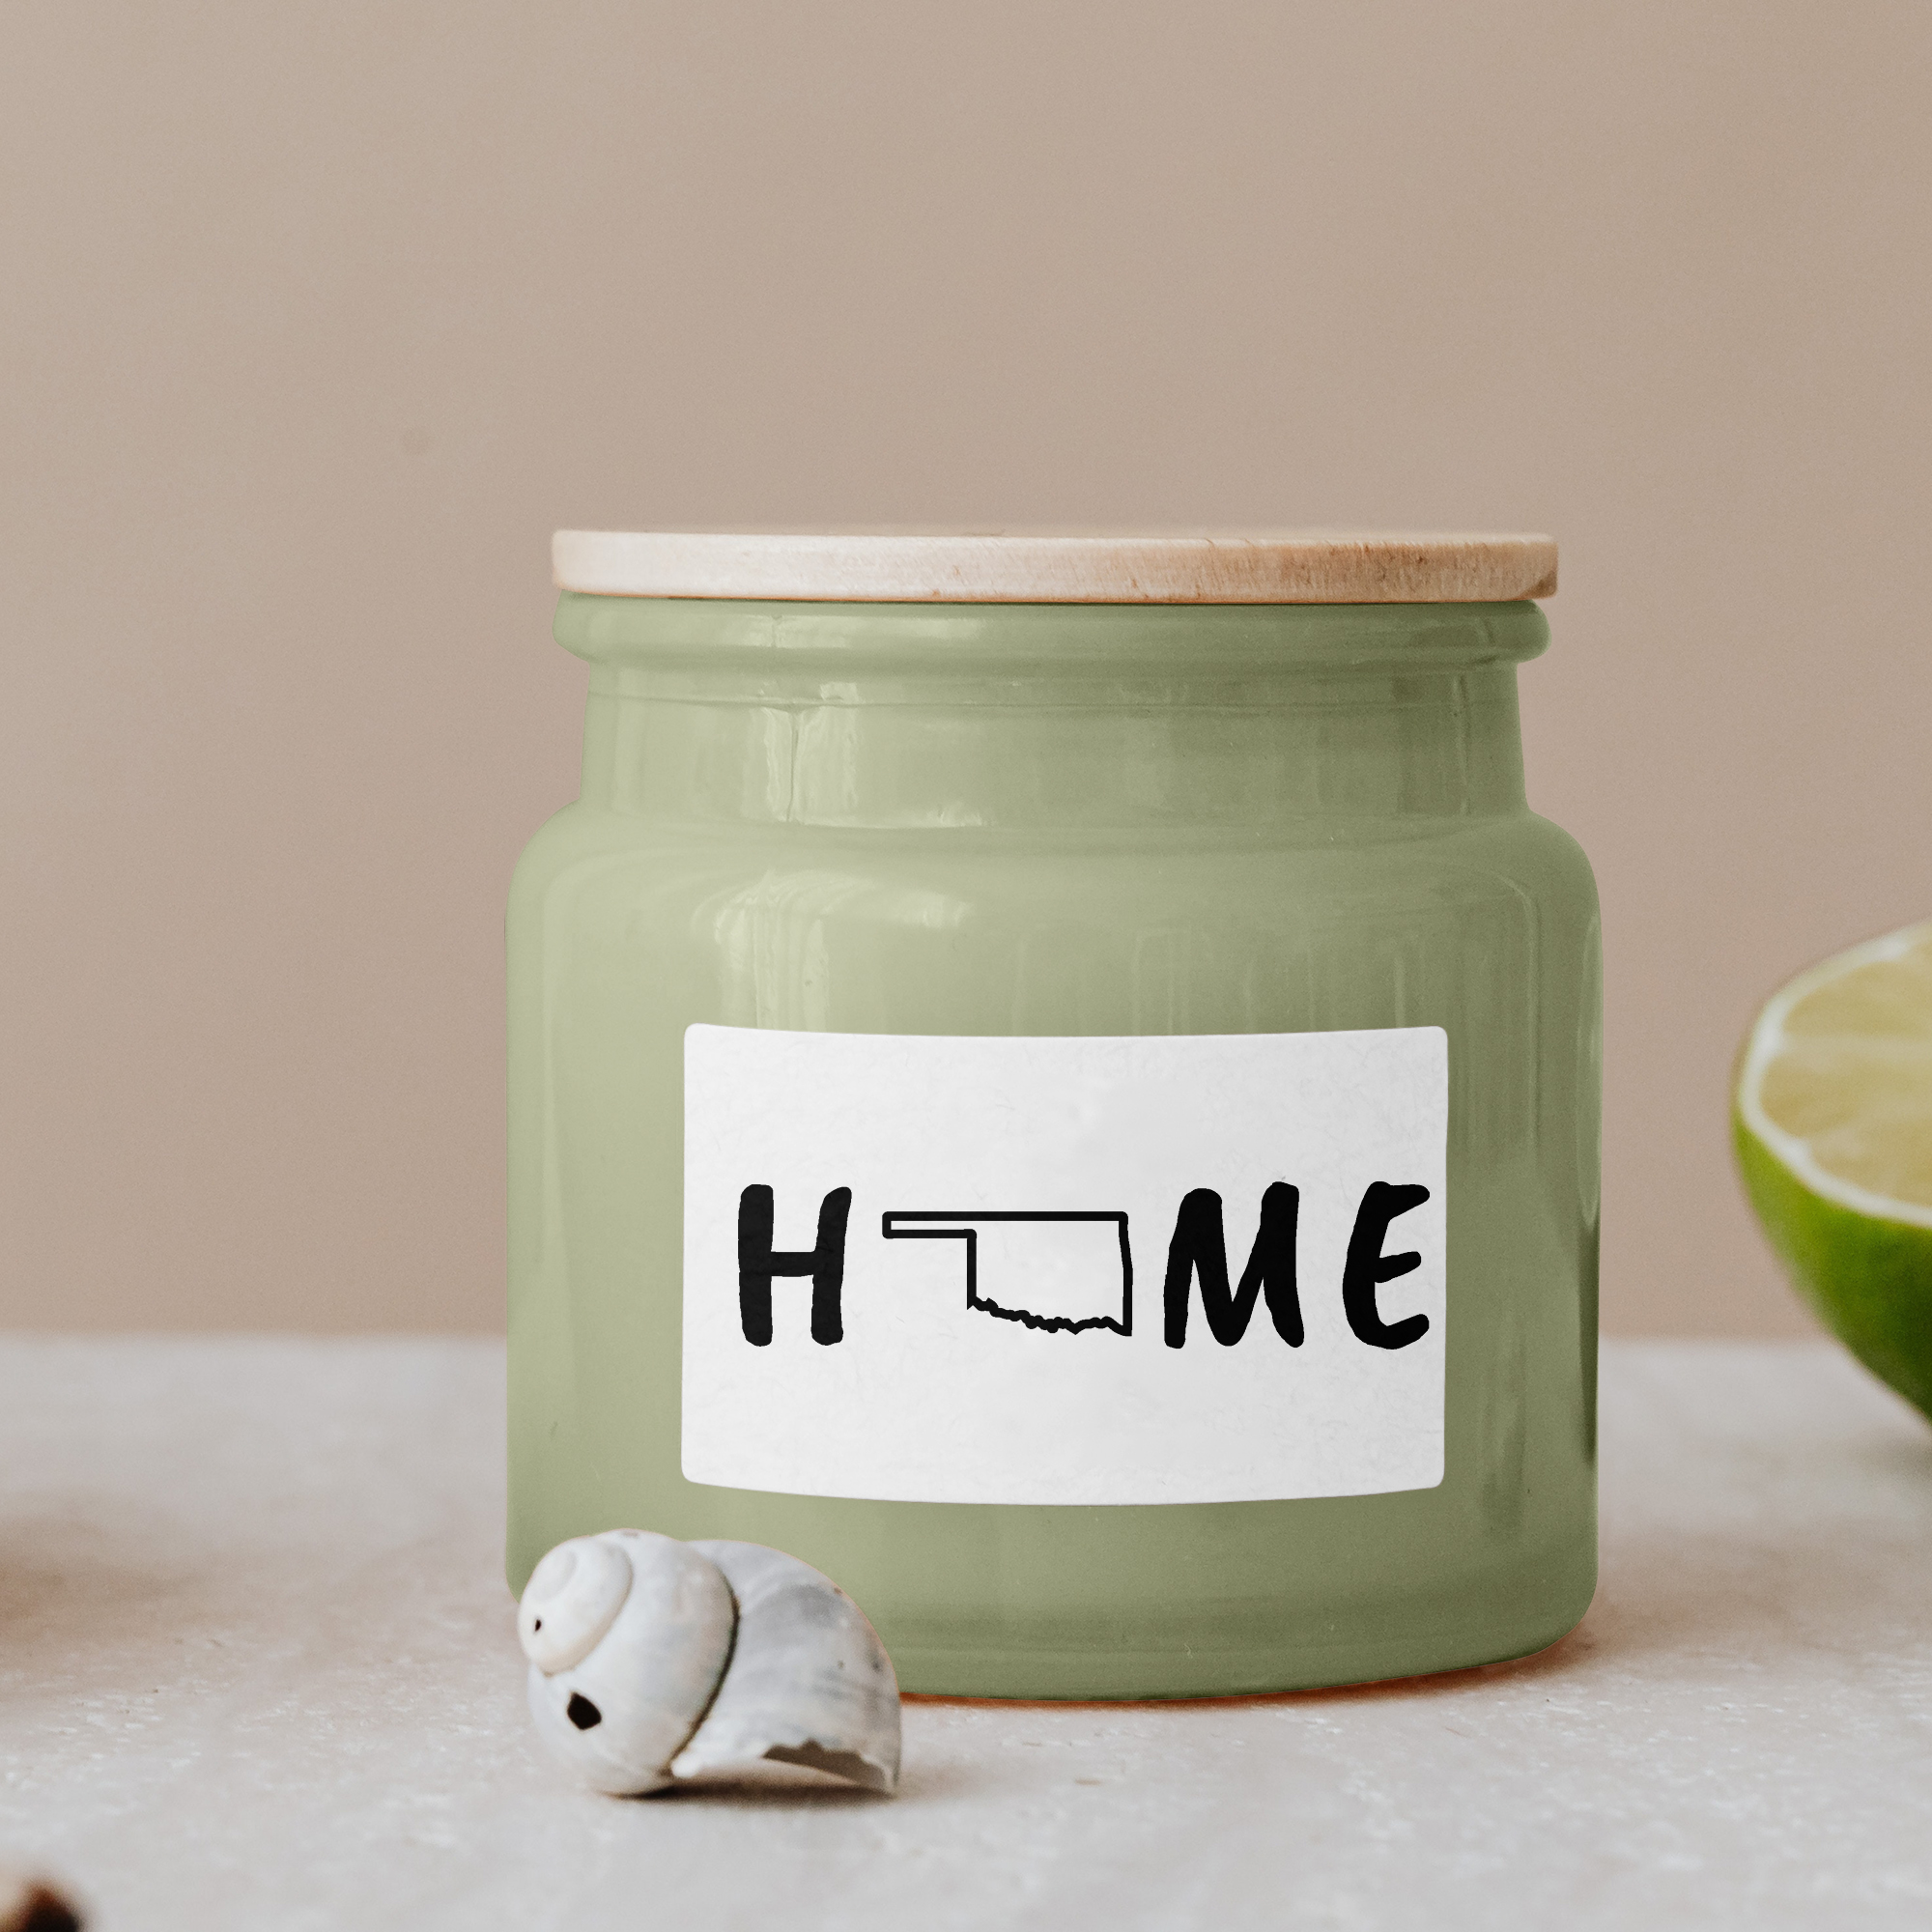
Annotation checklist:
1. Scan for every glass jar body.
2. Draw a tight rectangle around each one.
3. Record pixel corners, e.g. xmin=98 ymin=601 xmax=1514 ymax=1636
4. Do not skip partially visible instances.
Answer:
xmin=508 ymin=598 xmax=1601 ymax=1697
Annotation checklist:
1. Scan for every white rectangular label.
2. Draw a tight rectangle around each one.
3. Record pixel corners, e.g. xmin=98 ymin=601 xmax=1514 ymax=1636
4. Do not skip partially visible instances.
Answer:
xmin=681 ymin=1026 xmax=1446 ymax=1506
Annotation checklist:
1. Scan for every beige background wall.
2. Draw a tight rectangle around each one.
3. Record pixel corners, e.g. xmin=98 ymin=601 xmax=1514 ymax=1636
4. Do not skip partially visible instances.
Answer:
xmin=3 ymin=1 xmax=1928 ymax=1334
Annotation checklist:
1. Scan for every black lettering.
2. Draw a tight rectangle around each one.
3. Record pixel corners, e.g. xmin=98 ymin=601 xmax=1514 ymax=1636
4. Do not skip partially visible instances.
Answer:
xmin=1342 ymin=1181 xmax=1432 ymax=1350
xmin=737 ymin=1185 xmax=852 ymax=1346
xmin=1162 ymin=1184 xmax=1303 ymax=1349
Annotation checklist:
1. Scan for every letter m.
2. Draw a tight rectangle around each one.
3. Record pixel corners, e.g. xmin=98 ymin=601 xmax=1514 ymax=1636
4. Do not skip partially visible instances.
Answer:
xmin=1162 ymin=1184 xmax=1303 ymax=1350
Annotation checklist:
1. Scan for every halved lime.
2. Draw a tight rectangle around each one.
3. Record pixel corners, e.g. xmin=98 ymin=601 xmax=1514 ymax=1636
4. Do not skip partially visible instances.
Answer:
xmin=1734 ymin=919 xmax=1932 ymax=1420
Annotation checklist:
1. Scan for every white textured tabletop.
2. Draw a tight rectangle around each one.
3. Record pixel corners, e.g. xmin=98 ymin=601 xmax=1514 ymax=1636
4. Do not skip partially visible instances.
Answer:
xmin=2 ymin=1339 xmax=1928 ymax=1929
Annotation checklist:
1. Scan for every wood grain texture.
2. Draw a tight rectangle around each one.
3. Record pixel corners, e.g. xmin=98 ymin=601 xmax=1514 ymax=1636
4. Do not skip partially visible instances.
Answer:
xmin=552 ymin=529 xmax=1558 ymax=604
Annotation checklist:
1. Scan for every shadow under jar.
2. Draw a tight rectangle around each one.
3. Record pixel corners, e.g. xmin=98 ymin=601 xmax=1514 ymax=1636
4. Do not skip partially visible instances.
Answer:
xmin=508 ymin=531 xmax=1601 ymax=1699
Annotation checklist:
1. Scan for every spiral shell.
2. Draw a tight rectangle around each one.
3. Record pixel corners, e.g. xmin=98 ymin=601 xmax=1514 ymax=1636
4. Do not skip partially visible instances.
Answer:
xmin=518 ymin=1530 xmax=899 ymax=1796
xmin=518 ymin=1533 xmax=632 ymax=1672
xmin=523 ymin=1530 xmax=735 ymax=1796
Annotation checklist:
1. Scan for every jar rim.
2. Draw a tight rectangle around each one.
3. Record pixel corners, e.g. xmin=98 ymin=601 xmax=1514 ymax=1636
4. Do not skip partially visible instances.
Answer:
xmin=552 ymin=529 xmax=1557 ymax=606
xmin=553 ymin=593 xmax=1550 ymax=675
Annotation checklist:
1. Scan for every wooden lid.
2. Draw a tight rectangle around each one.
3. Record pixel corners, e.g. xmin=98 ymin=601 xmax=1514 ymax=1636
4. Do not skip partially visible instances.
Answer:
xmin=552 ymin=529 xmax=1557 ymax=604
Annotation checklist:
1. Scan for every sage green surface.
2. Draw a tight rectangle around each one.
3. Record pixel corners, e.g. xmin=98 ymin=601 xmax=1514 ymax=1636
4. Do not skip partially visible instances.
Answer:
xmin=508 ymin=596 xmax=1602 ymax=1698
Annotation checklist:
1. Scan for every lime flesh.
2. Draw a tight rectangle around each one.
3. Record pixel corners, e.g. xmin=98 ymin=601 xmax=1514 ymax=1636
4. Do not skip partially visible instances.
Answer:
xmin=1735 ymin=921 xmax=1932 ymax=1422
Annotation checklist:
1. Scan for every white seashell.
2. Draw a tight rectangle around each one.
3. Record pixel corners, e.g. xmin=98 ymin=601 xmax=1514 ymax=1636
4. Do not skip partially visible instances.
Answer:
xmin=521 ymin=1529 xmax=735 ymax=1795
xmin=517 ymin=1534 xmax=632 ymax=1672
xmin=670 ymin=1540 xmax=901 ymax=1794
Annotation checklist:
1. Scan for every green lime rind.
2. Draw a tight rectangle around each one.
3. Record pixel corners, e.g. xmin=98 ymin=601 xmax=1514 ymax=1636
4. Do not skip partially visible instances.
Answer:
xmin=1735 ymin=1112 xmax=1932 ymax=1423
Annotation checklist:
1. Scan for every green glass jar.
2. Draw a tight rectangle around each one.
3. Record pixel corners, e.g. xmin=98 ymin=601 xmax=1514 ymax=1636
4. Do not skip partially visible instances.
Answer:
xmin=509 ymin=531 xmax=1600 ymax=1698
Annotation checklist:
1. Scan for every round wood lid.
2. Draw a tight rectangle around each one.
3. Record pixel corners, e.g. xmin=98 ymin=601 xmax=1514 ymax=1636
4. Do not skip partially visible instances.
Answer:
xmin=552 ymin=529 xmax=1556 ymax=604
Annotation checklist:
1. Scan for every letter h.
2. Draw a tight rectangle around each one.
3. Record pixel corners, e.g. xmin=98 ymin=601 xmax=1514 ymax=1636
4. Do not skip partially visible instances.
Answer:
xmin=737 ymin=1185 xmax=853 ymax=1347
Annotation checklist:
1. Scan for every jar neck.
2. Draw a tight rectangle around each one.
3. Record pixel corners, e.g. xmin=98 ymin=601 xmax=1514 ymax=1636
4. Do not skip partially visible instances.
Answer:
xmin=561 ymin=598 xmax=1544 ymax=833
